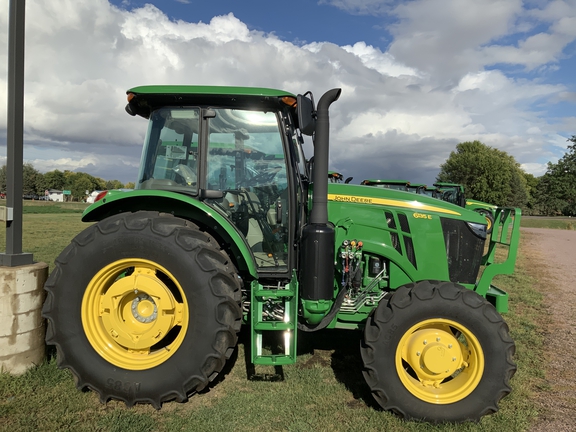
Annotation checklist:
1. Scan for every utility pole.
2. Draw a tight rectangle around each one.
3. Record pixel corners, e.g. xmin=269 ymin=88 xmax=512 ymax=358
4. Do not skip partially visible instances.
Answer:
xmin=0 ymin=0 xmax=33 ymax=266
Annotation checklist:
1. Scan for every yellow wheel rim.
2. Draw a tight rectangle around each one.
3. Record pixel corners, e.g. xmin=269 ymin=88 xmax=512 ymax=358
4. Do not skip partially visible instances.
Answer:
xmin=396 ymin=318 xmax=484 ymax=404
xmin=82 ymin=259 xmax=189 ymax=370
xmin=485 ymin=216 xmax=493 ymax=232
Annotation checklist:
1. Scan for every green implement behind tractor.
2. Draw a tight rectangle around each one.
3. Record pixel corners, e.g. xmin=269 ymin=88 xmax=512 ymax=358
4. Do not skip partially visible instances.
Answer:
xmin=42 ymin=86 xmax=521 ymax=423
xmin=434 ymin=182 xmax=498 ymax=234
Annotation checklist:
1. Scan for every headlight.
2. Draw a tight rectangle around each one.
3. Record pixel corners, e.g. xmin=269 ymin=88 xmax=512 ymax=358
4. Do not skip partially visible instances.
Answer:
xmin=466 ymin=222 xmax=487 ymax=239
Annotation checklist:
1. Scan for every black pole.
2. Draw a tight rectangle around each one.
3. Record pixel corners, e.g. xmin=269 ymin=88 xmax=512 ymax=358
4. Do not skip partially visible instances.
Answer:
xmin=1 ymin=0 xmax=33 ymax=266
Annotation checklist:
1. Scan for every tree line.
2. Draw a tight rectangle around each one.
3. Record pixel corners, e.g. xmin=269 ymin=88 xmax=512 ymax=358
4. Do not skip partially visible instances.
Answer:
xmin=437 ymin=136 xmax=576 ymax=216
xmin=0 ymin=164 xmax=135 ymax=202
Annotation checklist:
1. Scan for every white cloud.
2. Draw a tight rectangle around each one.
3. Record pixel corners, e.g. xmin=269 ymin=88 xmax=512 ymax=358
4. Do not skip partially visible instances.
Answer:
xmin=341 ymin=42 xmax=419 ymax=77
xmin=0 ymin=0 xmax=574 ymax=186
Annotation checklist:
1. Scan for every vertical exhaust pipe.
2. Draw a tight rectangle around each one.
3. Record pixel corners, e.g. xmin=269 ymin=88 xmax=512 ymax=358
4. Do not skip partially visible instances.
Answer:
xmin=301 ymin=88 xmax=341 ymax=301
xmin=310 ymin=88 xmax=341 ymax=224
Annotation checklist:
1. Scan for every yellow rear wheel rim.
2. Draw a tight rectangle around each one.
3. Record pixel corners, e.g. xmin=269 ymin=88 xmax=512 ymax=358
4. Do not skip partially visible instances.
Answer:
xmin=82 ymin=259 xmax=189 ymax=370
xmin=396 ymin=318 xmax=484 ymax=404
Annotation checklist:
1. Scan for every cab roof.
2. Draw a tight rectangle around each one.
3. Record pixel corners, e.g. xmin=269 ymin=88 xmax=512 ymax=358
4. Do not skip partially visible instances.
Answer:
xmin=127 ymin=85 xmax=295 ymax=98
xmin=126 ymin=85 xmax=297 ymax=119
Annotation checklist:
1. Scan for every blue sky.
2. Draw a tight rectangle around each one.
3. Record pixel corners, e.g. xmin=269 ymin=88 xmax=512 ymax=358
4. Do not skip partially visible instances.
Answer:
xmin=1 ymin=0 xmax=575 ymax=185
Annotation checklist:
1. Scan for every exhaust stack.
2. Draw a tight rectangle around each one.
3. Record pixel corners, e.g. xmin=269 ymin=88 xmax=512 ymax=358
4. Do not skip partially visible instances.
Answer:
xmin=300 ymin=88 xmax=341 ymax=301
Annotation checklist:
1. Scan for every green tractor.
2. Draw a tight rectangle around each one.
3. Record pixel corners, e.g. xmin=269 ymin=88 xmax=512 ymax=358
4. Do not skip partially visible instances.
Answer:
xmin=328 ymin=171 xmax=353 ymax=184
xmin=43 ymin=86 xmax=521 ymax=423
xmin=422 ymin=186 xmax=442 ymax=198
xmin=434 ymin=182 xmax=497 ymax=234
xmin=360 ymin=180 xmax=426 ymax=194
xmin=406 ymin=182 xmax=427 ymax=194
xmin=360 ymin=179 xmax=410 ymax=191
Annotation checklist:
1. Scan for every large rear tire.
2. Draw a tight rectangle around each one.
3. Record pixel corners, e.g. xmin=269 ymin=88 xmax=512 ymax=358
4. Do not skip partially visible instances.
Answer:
xmin=361 ymin=281 xmax=516 ymax=423
xmin=42 ymin=211 xmax=242 ymax=408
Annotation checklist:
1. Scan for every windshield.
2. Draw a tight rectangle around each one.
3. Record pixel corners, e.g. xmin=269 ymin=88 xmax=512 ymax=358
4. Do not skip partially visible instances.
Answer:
xmin=137 ymin=108 xmax=200 ymax=193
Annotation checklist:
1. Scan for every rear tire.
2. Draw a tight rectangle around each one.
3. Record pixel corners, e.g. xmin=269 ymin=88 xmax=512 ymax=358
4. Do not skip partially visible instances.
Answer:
xmin=42 ymin=211 xmax=242 ymax=408
xmin=361 ymin=281 xmax=516 ymax=423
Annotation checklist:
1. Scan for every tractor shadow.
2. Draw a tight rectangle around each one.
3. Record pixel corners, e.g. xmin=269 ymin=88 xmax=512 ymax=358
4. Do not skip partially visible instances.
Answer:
xmin=297 ymin=328 xmax=381 ymax=410
xmin=236 ymin=326 xmax=379 ymax=410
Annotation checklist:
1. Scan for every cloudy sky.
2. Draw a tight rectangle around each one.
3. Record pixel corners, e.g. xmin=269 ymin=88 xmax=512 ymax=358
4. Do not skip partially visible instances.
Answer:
xmin=1 ymin=0 xmax=575 ymax=185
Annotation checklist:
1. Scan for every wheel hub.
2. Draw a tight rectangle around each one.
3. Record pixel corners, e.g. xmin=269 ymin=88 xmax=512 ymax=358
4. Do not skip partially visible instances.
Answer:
xmin=404 ymin=329 xmax=462 ymax=381
xmin=131 ymin=294 xmax=158 ymax=323
xmin=100 ymin=270 xmax=177 ymax=350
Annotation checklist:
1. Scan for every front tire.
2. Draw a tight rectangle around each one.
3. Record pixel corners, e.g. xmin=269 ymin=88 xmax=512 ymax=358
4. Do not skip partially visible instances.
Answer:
xmin=42 ymin=211 xmax=242 ymax=408
xmin=476 ymin=209 xmax=495 ymax=234
xmin=361 ymin=281 xmax=516 ymax=423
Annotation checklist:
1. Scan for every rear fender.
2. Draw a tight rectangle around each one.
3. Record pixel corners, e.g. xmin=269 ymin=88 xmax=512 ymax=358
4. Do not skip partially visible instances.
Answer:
xmin=82 ymin=190 xmax=258 ymax=277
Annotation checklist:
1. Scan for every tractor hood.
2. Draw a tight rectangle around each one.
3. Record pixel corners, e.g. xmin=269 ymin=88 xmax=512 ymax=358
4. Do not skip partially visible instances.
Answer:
xmin=326 ymin=183 xmax=487 ymax=225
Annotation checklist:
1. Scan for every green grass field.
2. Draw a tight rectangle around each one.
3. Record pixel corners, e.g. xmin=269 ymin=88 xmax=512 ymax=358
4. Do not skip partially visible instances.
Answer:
xmin=520 ymin=217 xmax=575 ymax=230
xmin=0 ymin=203 xmax=555 ymax=431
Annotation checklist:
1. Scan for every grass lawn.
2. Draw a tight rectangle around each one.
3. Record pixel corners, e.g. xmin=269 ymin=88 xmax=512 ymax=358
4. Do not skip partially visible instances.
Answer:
xmin=521 ymin=216 xmax=574 ymax=230
xmin=0 ymin=204 xmax=558 ymax=431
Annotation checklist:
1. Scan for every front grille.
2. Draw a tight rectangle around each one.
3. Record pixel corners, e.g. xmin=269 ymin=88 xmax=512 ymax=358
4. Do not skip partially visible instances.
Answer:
xmin=440 ymin=218 xmax=483 ymax=284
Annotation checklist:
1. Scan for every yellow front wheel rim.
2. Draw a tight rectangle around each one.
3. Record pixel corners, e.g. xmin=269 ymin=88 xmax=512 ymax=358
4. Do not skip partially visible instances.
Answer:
xmin=82 ymin=259 xmax=189 ymax=370
xmin=485 ymin=216 xmax=493 ymax=232
xmin=396 ymin=318 xmax=484 ymax=404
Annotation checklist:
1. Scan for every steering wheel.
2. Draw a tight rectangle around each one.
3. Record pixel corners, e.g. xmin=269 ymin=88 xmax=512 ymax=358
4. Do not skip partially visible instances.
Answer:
xmin=174 ymin=164 xmax=197 ymax=186
xmin=245 ymin=168 xmax=281 ymax=187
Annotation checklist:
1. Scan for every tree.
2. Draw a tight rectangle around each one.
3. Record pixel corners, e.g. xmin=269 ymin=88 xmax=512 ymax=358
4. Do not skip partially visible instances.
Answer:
xmin=437 ymin=140 xmax=529 ymax=207
xmin=522 ymin=172 xmax=541 ymax=215
xmin=42 ymin=170 xmax=66 ymax=191
xmin=0 ymin=165 xmax=6 ymax=191
xmin=64 ymin=171 xmax=106 ymax=201
xmin=536 ymin=136 xmax=576 ymax=216
xmin=125 ymin=182 xmax=135 ymax=189
xmin=105 ymin=179 xmax=124 ymax=190
xmin=23 ymin=163 xmax=43 ymax=195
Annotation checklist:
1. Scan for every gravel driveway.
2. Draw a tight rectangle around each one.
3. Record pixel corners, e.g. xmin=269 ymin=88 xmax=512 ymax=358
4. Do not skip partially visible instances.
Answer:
xmin=522 ymin=228 xmax=576 ymax=432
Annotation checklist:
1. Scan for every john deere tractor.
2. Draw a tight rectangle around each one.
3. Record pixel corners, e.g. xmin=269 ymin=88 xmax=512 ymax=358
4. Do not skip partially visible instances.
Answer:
xmin=360 ymin=179 xmax=410 ymax=191
xmin=434 ymin=182 xmax=498 ymax=234
xmin=328 ymin=171 xmax=353 ymax=184
xmin=43 ymin=86 xmax=521 ymax=423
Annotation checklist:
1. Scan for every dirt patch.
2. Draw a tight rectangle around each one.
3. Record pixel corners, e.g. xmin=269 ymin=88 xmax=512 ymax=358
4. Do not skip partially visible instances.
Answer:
xmin=523 ymin=228 xmax=576 ymax=432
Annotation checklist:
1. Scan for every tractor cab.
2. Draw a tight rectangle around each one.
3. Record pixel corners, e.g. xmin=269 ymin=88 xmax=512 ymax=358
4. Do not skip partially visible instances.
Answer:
xmin=328 ymin=171 xmax=353 ymax=184
xmin=434 ymin=182 xmax=466 ymax=207
xmin=406 ymin=183 xmax=427 ymax=194
xmin=133 ymin=99 xmax=294 ymax=272
xmin=422 ymin=186 xmax=441 ymax=198
xmin=360 ymin=179 xmax=409 ymax=191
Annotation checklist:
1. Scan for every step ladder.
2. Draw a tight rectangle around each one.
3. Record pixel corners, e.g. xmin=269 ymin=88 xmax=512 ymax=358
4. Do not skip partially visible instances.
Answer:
xmin=250 ymin=279 xmax=298 ymax=365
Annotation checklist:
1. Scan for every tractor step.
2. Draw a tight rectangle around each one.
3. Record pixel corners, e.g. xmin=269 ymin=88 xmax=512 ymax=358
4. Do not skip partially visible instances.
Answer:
xmin=250 ymin=280 xmax=298 ymax=366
